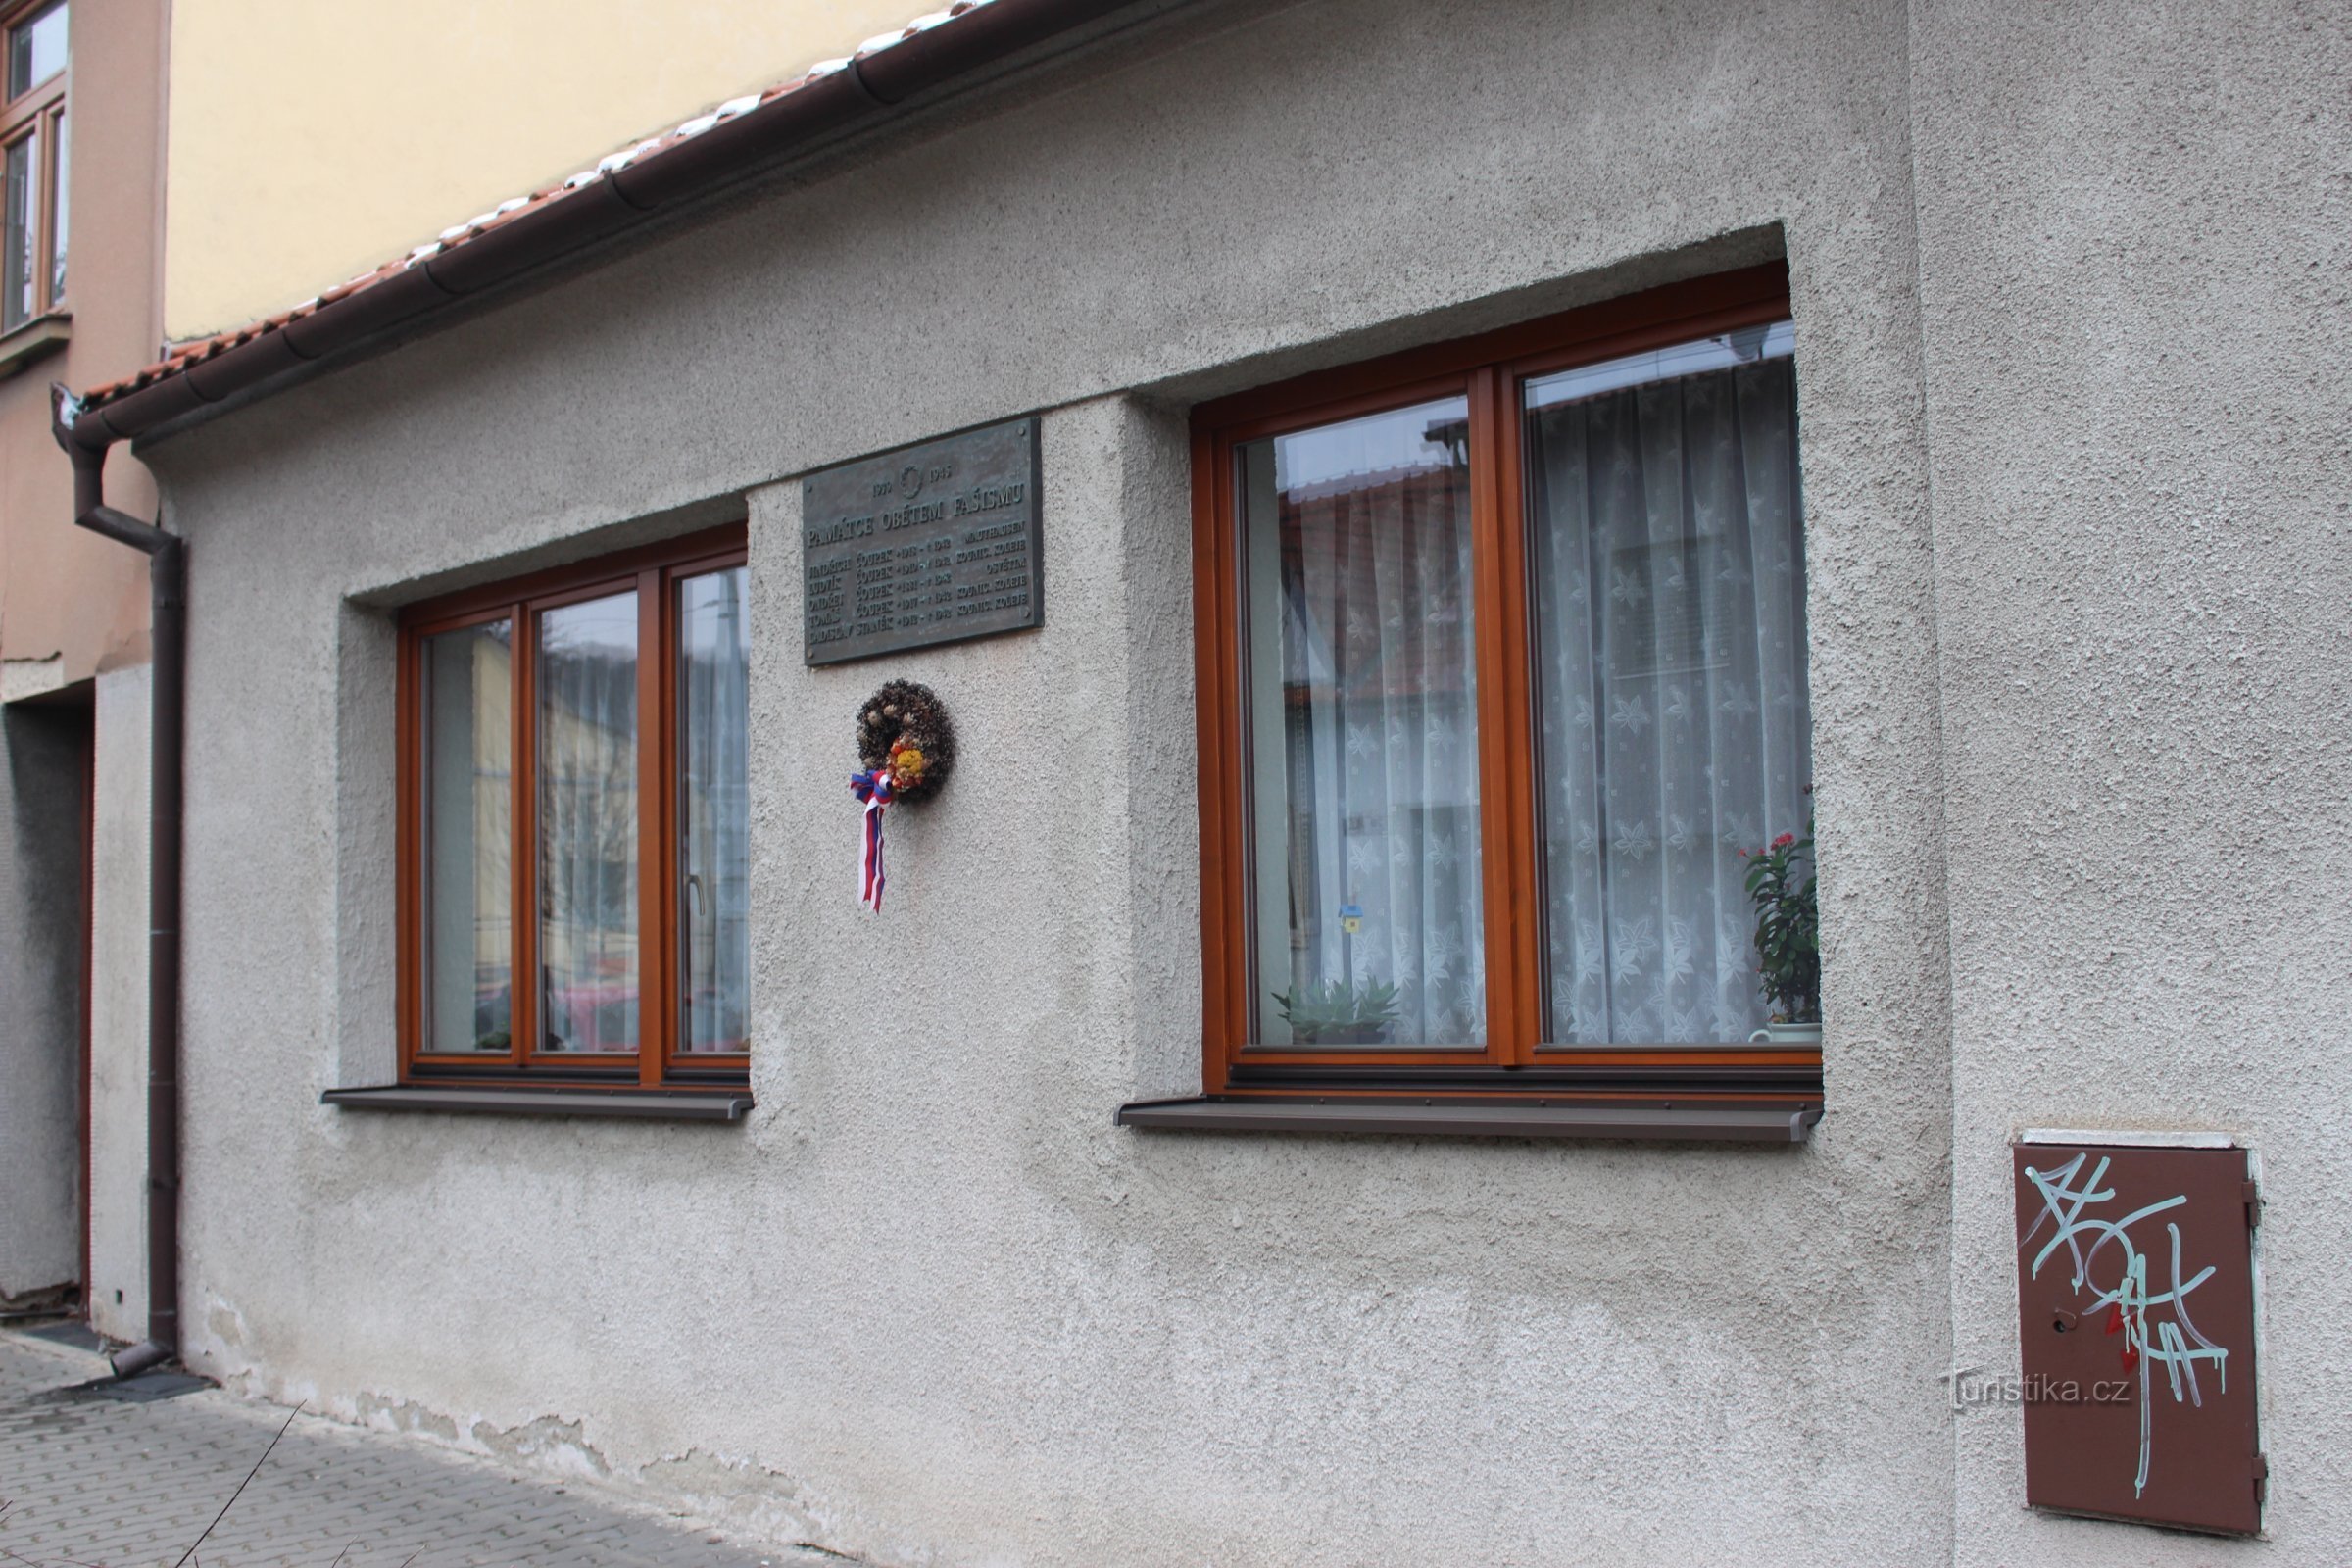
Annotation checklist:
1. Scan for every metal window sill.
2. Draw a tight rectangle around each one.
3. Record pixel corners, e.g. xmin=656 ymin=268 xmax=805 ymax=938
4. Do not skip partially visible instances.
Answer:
xmin=1114 ymin=1096 xmax=1821 ymax=1142
xmin=322 ymin=1085 xmax=753 ymax=1122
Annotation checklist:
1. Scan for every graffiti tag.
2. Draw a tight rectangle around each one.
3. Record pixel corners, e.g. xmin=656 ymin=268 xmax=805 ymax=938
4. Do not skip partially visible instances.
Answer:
xmin=2019 ymin=1152 xmax=2230 ymax=1497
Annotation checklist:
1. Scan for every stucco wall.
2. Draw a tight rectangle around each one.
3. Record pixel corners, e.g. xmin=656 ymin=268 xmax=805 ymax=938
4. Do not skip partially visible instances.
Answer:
xmin=1909 ymin=0 xmax=2352 ymax=1559
xmin=138 ymin=0 xmax=1952 ymax=1559
xmin=116 ymin=0 xmax=2346 ymax=1559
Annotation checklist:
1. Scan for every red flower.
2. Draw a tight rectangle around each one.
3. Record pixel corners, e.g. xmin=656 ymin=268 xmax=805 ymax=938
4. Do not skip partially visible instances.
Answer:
xmin=1772 ymin=832 xmax=1796 ymax=850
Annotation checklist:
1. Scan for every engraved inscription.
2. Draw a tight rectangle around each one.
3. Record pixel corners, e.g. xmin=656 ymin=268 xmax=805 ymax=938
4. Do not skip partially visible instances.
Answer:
xmin=802 ymin=418 xmax=1043 ymax=664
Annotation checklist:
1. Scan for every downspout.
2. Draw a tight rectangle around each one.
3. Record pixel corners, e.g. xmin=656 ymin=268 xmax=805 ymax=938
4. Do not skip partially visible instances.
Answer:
xmin=51 ymin=385 xmax=181 ymax=1380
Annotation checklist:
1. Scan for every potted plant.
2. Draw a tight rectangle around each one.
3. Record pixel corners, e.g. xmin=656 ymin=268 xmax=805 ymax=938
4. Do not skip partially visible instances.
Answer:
xmin=1742 ymin=820 xmax=1820 ymax=1045
xmin=1272 ymin=977 xmax=1402 ymax=1046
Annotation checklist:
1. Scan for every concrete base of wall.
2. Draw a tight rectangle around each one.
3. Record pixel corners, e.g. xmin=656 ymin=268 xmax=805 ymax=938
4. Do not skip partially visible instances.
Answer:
xmin=87 ymin=665 xmax=149 ymax=1343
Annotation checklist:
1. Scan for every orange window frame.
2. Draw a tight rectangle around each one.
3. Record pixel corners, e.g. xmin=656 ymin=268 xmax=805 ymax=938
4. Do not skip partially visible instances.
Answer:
xmin=395 ymin=523 xmax=750 ymax=1089
xmin=1191 ymin=263 xmax=1818 ymax=1097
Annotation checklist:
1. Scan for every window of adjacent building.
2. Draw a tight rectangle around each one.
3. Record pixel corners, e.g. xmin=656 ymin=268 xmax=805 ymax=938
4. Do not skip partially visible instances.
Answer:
xmin=1 ymin=0 xmax=65 ymax=334
xmin=1195 ymin=267 xmax=1815 ymax=1091
xmin=399 ymin=526 xmax=750 ymax=1086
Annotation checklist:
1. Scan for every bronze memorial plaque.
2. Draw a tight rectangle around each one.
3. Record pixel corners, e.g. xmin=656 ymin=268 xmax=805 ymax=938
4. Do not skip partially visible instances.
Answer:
xmin=802 ymin=418 xmax=1042 ymax=665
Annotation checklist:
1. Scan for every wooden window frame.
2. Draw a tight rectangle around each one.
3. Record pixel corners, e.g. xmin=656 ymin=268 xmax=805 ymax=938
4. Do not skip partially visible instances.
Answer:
xmin=1190 ymin=263 xmax=1821 ymax=1103
xmin=0 ymin=0 xmax=66 ymax=332
xmin=396 ymin=523 xmax=750 ymax=1091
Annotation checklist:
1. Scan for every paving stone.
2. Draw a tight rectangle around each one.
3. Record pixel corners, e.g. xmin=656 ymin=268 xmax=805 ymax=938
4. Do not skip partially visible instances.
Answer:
xmin=0 ymin=1331 xmax=808 ymax=1567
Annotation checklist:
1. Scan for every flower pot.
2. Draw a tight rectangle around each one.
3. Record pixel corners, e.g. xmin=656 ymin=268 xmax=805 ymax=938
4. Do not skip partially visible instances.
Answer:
xmin=1747 ymin=1020 xmax=1822 ymax=1047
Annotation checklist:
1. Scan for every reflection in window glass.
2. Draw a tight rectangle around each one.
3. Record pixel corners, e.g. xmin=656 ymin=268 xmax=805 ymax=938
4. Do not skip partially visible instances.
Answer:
xmin=6 ymin=1 xmax=63 ymax=99
xmin=4 ymin=127 xmax=32 ymax=330
xmin=677 ymin=566 xmax=750 ymax=1053
xmin=538 ymin=591 xmax=638 ymax=1053
xmin=1524 ymin=322 xmax=1809 ymax=1043
xmin=47 ymin=107 xmax=62 ymax=301
xmin=1240 ymin=396 xmax=1485 ymax=1047
xmin=421 ymin=620 xmax=514 ymax=1053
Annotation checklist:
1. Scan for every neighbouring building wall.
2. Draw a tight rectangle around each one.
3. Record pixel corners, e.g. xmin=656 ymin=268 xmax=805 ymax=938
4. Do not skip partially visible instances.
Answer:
xmin=0 ymin=701 xmax=87 ymax=1308
xmin=142 ymin=0 xmax=1953 ymax=1560
xmin=0 ymin=0 xmax=162 ymax=698
xmin=163 ymin=0 xmax=944 ymax=340
xmin=1912 ymin=1 xmax=2352 ymax=1560
xmin=0 ymin=0 xmax=167 ymax=1320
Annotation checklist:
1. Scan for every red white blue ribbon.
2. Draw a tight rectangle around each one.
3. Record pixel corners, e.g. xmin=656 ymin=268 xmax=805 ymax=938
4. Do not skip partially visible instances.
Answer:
xmin=851 ymin=768 xmax=894 ymax=911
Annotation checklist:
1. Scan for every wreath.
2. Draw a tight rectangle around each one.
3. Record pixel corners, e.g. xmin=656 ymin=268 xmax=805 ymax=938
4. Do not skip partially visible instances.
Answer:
xmin=855 ymin=679 xmax=956 ymax=803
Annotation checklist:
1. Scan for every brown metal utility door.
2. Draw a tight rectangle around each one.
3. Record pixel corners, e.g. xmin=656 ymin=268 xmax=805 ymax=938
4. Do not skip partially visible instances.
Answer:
xmin=2013 ymin=1142 xmax=2262 ymax=1535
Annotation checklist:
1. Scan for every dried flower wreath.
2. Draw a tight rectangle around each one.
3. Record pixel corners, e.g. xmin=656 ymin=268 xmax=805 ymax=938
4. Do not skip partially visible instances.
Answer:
xmin=849 ymin=680 xmax=956 ymax=910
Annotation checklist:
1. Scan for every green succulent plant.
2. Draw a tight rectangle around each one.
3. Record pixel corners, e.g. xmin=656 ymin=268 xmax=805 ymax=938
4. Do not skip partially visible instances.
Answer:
xmin=1272 ymin=977 xmax=1402 ymax=1045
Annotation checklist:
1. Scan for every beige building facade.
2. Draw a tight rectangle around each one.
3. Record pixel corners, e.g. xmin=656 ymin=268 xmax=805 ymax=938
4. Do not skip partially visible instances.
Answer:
xmin=164 ymin=0 xmax=924 ymax=339
xmin=0 ymin=0 xmax=167 ymax=1323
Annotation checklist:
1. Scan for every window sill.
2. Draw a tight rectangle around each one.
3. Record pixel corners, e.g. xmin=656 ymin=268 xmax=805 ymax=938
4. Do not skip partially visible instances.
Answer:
xmin=1114 ymin=1095 xmax=1821 ymax=1142
xmin=322 ymin=1085 xmax=753 ymax=1122
xmin=0 ymin=312 xmax=69 ymax=379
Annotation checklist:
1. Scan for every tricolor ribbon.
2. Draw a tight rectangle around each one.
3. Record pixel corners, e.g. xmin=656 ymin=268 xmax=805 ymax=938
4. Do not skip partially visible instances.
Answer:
xmin=851 ymin=768 xmax=894 ymax=911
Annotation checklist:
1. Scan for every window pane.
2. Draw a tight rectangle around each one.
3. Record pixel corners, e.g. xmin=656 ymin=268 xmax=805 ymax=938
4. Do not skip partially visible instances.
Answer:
xmin=4 ymin=127 xmax=33 ymax=330
xmin=7 ymin=1 xmax=64 ymax=99
xmin=421 ymin=620 xmax=514 ymax=1054
xmin=1525 ymin=322 xmax=1810 ymax=1044
xmin=537 ymin=591 xmax=638 ymax=1053
xmin=1240 ymin=396 xmax=1486 ymax=1047
xmin=677 ymin=566 xmax=749 ymax=1054
xmin=47 ymin=108 xmax=63 ymax=302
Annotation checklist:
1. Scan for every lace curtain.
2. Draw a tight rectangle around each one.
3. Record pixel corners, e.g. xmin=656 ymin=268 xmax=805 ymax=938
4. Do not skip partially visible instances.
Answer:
xmin=1528 ymin=346 xmax=1810 ymax=1043
xmin=1248 ymin=399 xmax=1487 ymax=1046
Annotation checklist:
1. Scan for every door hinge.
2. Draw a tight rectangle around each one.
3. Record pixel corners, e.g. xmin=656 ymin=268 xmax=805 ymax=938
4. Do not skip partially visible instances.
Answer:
xmin=2244 ymin=1178 xmax=2264 ymax=1231
xmin=2252 ymin=1450 xmax=2270 ymax=1509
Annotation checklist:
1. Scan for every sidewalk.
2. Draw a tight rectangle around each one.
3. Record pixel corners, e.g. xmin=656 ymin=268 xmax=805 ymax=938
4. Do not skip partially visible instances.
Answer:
xmin=0 ymin=1327 xmax=826 ymax=1567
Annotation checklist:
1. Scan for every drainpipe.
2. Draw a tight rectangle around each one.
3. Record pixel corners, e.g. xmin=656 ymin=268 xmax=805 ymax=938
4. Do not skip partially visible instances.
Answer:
xmin=51 ymin=385 xmax=181 ymax=1380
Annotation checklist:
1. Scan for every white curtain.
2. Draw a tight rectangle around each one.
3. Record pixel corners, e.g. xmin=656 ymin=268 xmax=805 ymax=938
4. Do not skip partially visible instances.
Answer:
xmin=536 ymin=591 xmax=639 ymax=1053
xmin=1267 ymin=439 xmax=1487 ymax=1045
xmin=1529 ymin=351 xmax=1810 ymax=1043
